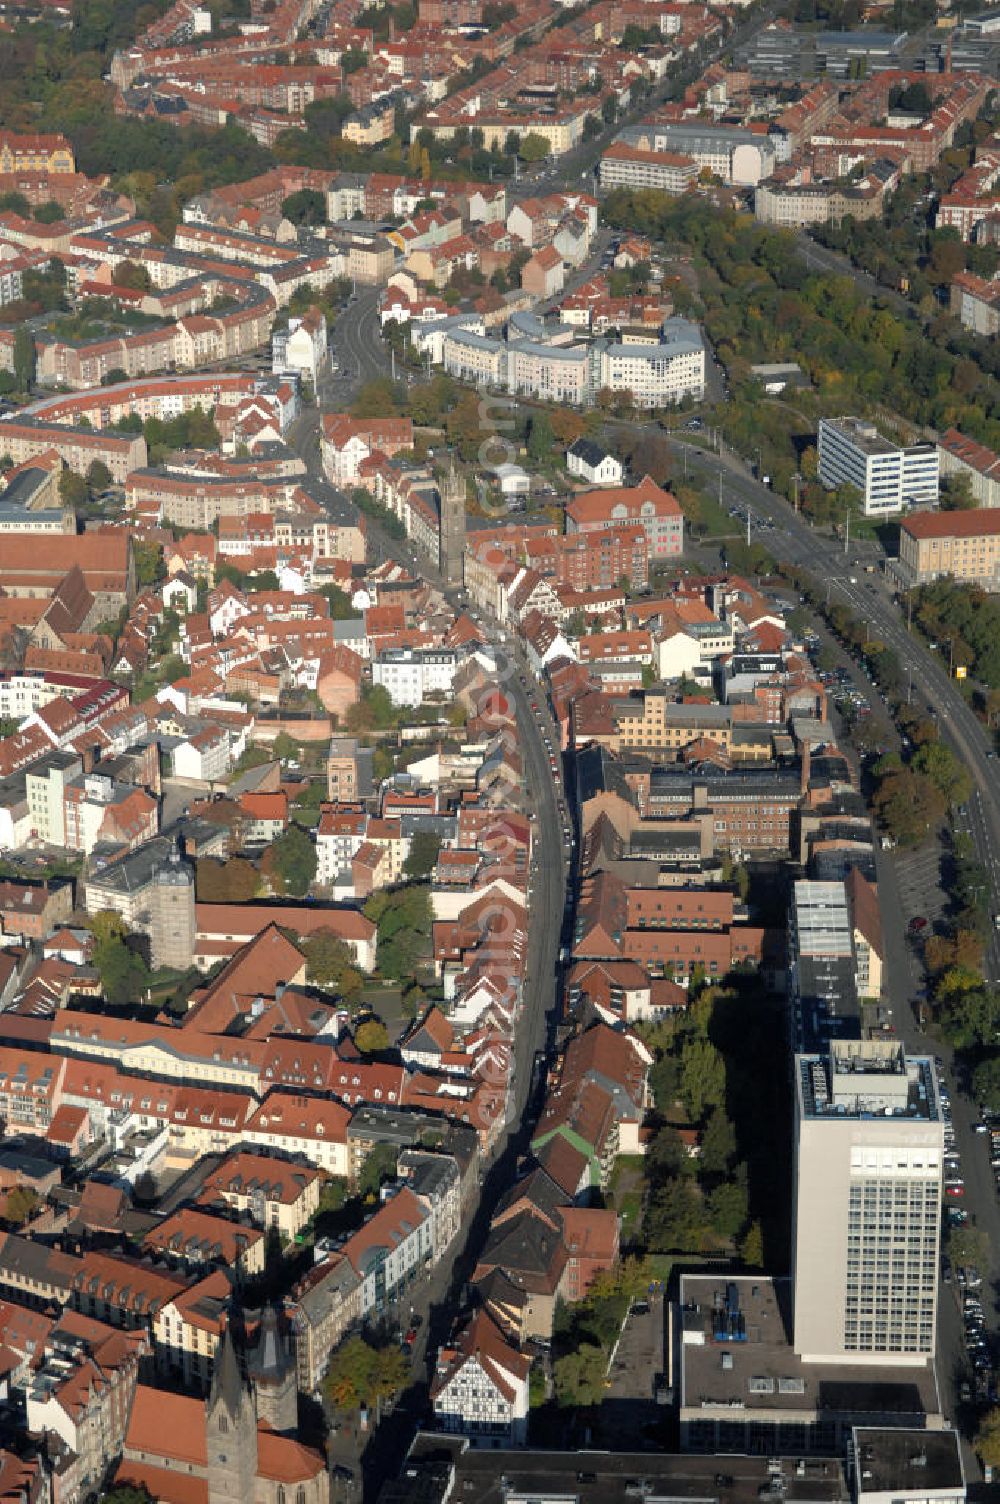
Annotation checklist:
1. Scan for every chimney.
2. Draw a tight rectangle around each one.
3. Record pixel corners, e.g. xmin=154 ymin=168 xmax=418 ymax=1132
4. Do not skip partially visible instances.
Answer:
xmin=800 ymin=739 xmax=811 ymax=796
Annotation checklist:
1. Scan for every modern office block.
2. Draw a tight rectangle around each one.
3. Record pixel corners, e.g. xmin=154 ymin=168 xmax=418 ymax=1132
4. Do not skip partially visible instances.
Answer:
xmin=817 ymin=417 xmax=939 ymax=517
xmin=793 ymin=1040 xmax=943 ymax=1366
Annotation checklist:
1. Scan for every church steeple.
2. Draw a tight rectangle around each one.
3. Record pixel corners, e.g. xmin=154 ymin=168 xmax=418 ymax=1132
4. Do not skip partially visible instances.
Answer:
xmin=247 ymin=1304 xmax=298 ymax=1434
xmin=206 ymin=1324 xmax=258 ymax=1504
xmin=439 ymin=451 xmax=466 ymax=587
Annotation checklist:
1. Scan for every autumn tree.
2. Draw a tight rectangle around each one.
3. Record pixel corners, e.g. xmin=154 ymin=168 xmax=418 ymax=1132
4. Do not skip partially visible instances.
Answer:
xmin=874 ymin=769 xmax=947 ymax=846
xmin=195 ymin=857 xmax=260 ymax=903
xmin=4 ymin=1185 xmax=38 ymax=1226
xmin=740 ymin=1220 xmax=764 ymax=1268
xmin=354 ymin=1019 xmax=389 ymax=1054
xmin=977 ymin=1407 xmax=1000 ymax=1470
xmin=323 ymin=1336 xmax=409 ymax=1414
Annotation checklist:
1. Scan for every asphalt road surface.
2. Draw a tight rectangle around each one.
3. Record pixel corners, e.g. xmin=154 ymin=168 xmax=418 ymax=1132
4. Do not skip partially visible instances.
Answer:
xmin=670 ymin=438 xmax=1000 ymax=1465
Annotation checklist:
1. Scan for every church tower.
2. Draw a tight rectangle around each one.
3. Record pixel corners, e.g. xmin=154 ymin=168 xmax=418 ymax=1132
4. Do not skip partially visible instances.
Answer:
xmin=438 ymin=453 xmax=466 ymax=587
xmin=206 ymin=1325 xmax=258 ymax=1504
xmin=149 ymin=844 xmax=195 ymax=972
xmin=247 ymin=1305 xmax=298 ymax=1434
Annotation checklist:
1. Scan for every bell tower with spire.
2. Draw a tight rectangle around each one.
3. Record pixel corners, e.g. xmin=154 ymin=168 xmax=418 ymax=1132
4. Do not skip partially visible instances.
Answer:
xmin=206 ymin=1325 xmax=258 ymax=1504
xmin=438 ymin=452 xmax=466 ymax=587
xmin=247 ymin=1305 xmax=298 ymax=1434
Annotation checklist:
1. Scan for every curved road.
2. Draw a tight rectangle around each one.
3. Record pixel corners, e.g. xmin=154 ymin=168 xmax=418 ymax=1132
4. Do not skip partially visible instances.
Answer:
xmin=675 ymin=438 xmax=1000 ymax=928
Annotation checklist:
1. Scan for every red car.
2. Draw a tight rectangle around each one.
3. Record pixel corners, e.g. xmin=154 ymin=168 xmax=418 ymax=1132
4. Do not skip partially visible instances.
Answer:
xmin=909 ymin=917 xmax=928 ymax=934
xmin=945 ymin=1182 xmax=965 ymax=1198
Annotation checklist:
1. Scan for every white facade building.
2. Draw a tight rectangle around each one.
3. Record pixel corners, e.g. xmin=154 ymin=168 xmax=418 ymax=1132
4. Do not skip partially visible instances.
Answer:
xmin=793 ymin=1040 xmax=943 ymax=1366
xmin=817 ymin=417 xmax=940 ymax=517
xmin=373 ymin=648 xmax=459 ymax=707
xmin=597 ymin=319 xmax=705 ymax=408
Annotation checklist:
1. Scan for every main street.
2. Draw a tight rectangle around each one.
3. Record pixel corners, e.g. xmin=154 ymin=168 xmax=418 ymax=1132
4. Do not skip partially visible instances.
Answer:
xmin=675 ymin=439 xmax=1000 ymax=939
xmin=285 ymin=364 xmax=567 ymax=1498
xmin=674 ymin=437 xmax=1000 ymax=1453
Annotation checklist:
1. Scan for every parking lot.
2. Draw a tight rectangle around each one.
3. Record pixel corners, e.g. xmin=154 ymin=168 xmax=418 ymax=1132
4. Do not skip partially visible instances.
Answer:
xmin=604 ymin=1291 xmax=665 ymax=1410
xmin=937 ymin=1060 xmax=997 ymax=1409
xmin=893 ymin=845 xmax=948 ymax=939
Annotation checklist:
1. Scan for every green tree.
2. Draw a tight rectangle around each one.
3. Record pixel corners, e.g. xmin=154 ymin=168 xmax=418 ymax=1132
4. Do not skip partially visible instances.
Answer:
xmin=358 ymin=1141 xmax=397 ymax=1198
xmin=355 ymin=1019 xmax=389 ymax=1053
xmin=940 ymin=472 xmax=976 ymax=510
xmin=353 ymin=377 xmax=399 ymax=418
xmin=86 ymin=459 xmax=113 ymax=491
xmin=644 ymin=1174 xmax=706 ymax=1253
xmin=272 ymin=731 xmax=301 ymax=762
xmin=321 ymin=584 xmax=358 ymax=621
xmin=88 ymin=910 xmax=129 ymax=946
xmin=708 ymin=1175 xmax=748 ymax=1241
xmin=403 ymin=831 xmax=441 ymax=879
xmin=526 ymin=411 xmax=554 ymax=463
xmin=195 ymin=856 xmax=259 ymax=903
xmin=58 ymin=468 xmax=88 ymax=509
xmin=347 ymin=683 xmax=397 ymax=733
xmin=874 ymin=769 xmax=947 ymax=846
xmin=134 ymin=540 xmax=163 ymax=588
xmin=281 ymin=187 xmax=327 ymax=225
xmin=263 ymin=825 xmax=317 ymax=897
xmin=553 ymin=1344 xmax=606 ymax=1407
xmin=519 ymin=132 xmax=550 ymax=162
xmin=911 ymin=740 xmax=973 ymax=808
xmin=365 ymin=883 xmax=432 ymax=979
xmin=115 ymin=259 xmax=152 ymax=292
xmin=740 ymin=1219 xmax=764 ymax=1268
xmin=94 ymin=935 xmax=149 ymax=1007
xmin=699 ymin=1106 xmax=736 ymax=1175
xmin=679 ymin=1035 xmax=725 ymax=1122
xmin=972 ymin=1054 xmax=1000 ymax=1112
xmin=302 ymin=929 xmax=365 ymax=999
xmin=100 ymin=1487 xmax=153 ymax=1504
xmin=323 ymin=1334 xmax=408 ymax=1413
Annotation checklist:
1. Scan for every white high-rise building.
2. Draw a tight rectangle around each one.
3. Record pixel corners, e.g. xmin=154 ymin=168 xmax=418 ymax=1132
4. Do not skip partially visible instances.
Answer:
xmin=793 ymin=1039 xmax=943 ymax=1366
xmin=817 ymin=417 xmax=939 ymax=517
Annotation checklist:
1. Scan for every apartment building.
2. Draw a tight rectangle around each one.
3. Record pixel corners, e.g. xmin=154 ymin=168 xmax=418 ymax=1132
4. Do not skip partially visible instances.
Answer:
xmin=621 ymin=122 xmax=776 ymax=185
xmin=938 ymin=428 xmax=1000 ymax=507
xmin=372 ymin=647 xmax=459 ymax=707
xmin=950 ymin=271 xmax=1000 ymax=336
xmin=817 ymin=417 xmax=939 ymax=517
xmin=200 ymin=1151 xmax=322 ymax=1240
xmin=788 ymin=879 xmax=860 ymax=1053
xmin=0 ymin=419 xmax=147 ymax=482
xmin=793 ymin=1041 xmax=943 ymax=1365
xmin=898 ymin=507 xmax=1000 ymax=588
xmin=442 ymin=328 xmax=505 ymax=387
xmin=599 ymin=142 xmax=698 ymax=194
xmin=0 ymin=879 xmax=73 ymax=942
xmin=25 ymin=752 xmax=81 ymax=847
xmin=506 ymin=340 xmax=590 ymax=406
